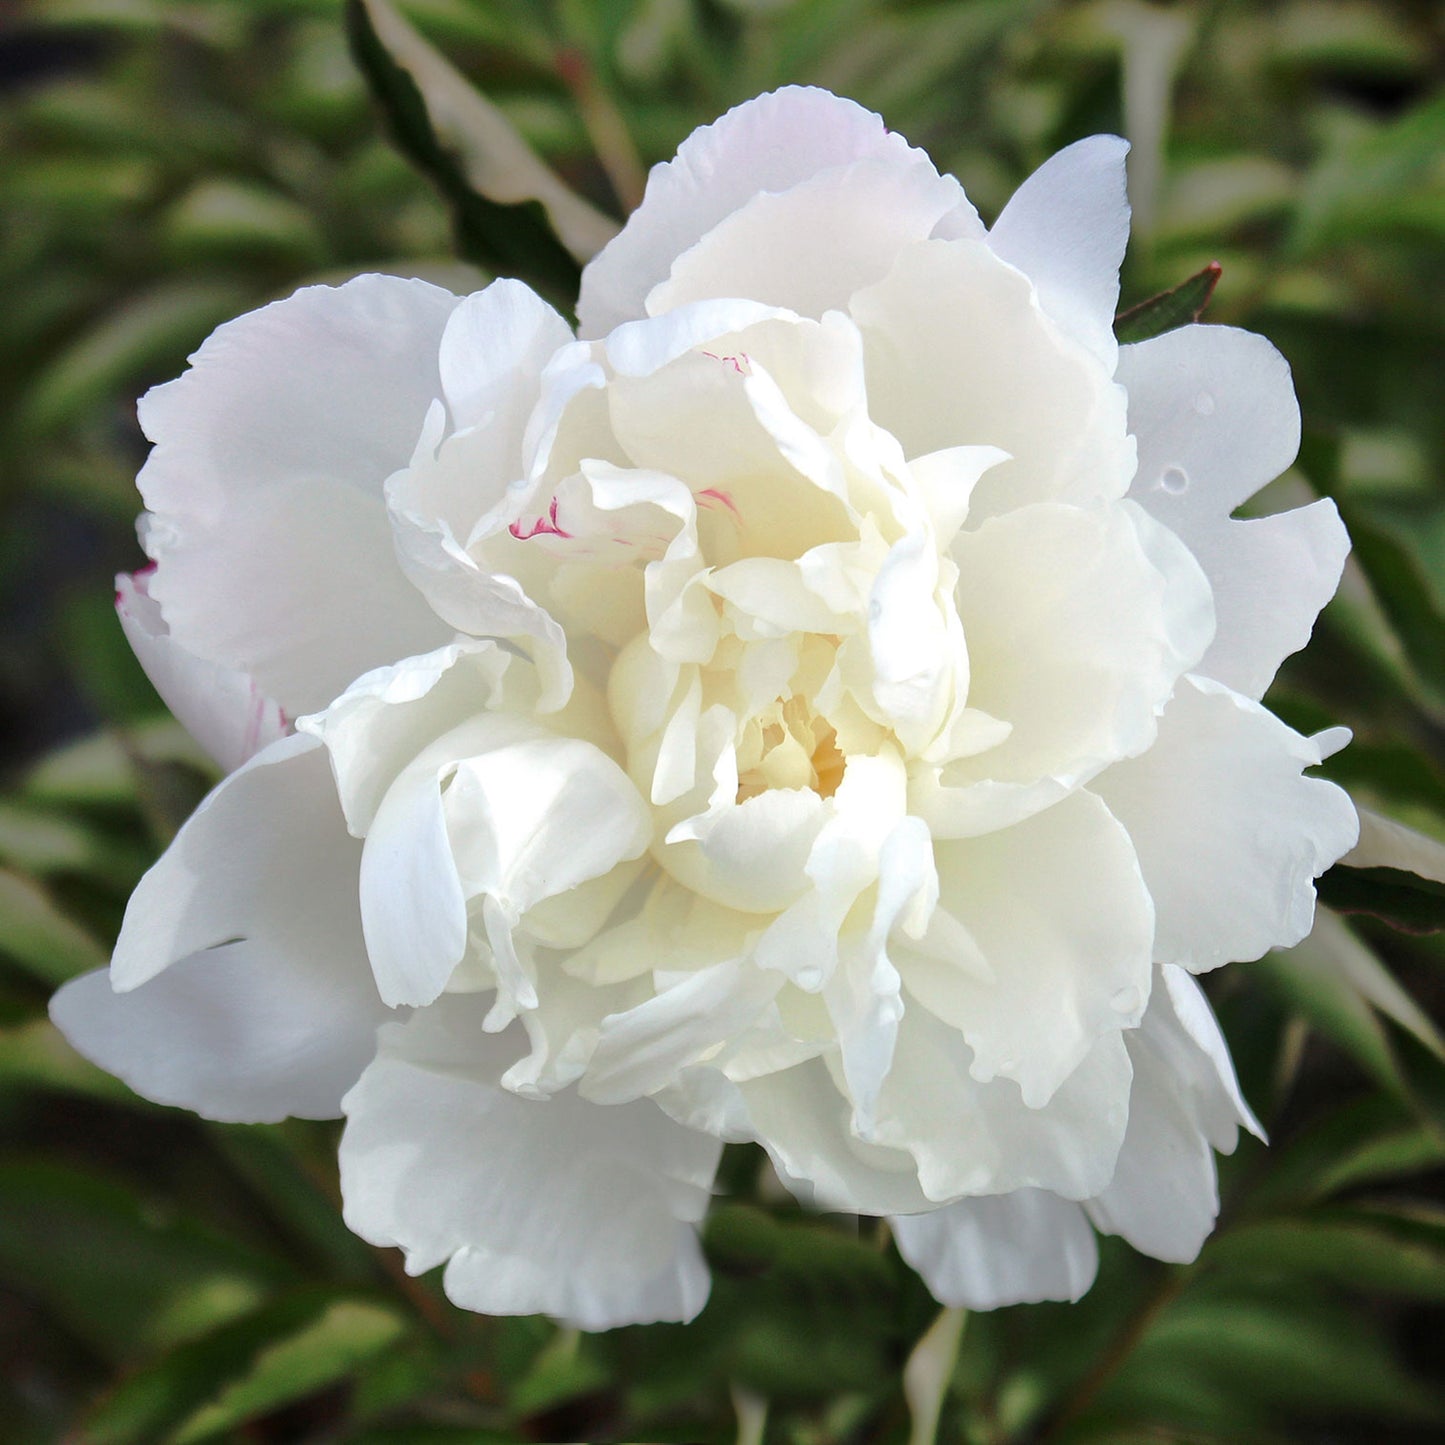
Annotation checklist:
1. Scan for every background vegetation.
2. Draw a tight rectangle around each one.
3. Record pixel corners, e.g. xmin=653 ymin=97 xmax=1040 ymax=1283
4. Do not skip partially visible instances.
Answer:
xmin=2 ymin=0 xmax=1444 ymax=1440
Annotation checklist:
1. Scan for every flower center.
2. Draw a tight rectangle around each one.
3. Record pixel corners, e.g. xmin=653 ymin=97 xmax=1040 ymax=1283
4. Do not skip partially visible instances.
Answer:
xmin=735 ymin=695 xmax=845 ymax=803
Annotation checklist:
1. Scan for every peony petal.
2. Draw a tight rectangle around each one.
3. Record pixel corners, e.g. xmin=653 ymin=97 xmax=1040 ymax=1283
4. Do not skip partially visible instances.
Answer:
xmin=851 ymin=239 xmax=1135 ymax=521
xmin=1159 ymin=965 xmax=1264 ymax=1145
xmin=908 ymin=789 xmax=1154 ymax=1107
xmin=359 ymin=714 xmax=649 ymax=1008
xmin=891 ymin=1190 xmax=1098 ymax=1309
xmin=437 ymin=278 xmax=572 ymax=430
xmin=647 ymin=155 xmax=967 ymax=321
xmin=923 ymin=500 xmax=1212 ymax=828
xmin=1091 ymin=674 xmax=1358 ymax=972
xmin=140 ymin=276 xmax=461 ymax=715
xmin=52 ymin=733 xmax=391 ymax=1121
xmin=582 ymin=958 xmax=783 ymax=1105
xmin=872 ymin=1002 xmax=1134 ymax=1204
xmin=578 ymin=87 xmax=979 ymax=337
xmin=677 ymin=1055 xmax=938 ymax=1216
xmin=117 ymin=569 xmax=286 ymax=773
xmin=339 ymin=999 xmax=719 ymax=1329
xmin=1085 ymin=966 xmax=1255 ymax=1262
xmin=1117 ymin=324 xmax=1347 ymax=698
xmin=301 ymin=640 xmax=520 ymax=836
xmin=987 ymin=135 xmax=1130 ymax=369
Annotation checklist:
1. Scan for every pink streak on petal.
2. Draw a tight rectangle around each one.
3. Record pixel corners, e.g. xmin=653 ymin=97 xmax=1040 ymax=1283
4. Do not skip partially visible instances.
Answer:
xmin=701 ymin=349 xmax=750 ymax=376
xmin=508 ymin=496 xmax=573 ymax=541
xmin=696 ymin=487 xmax=743 ymax=524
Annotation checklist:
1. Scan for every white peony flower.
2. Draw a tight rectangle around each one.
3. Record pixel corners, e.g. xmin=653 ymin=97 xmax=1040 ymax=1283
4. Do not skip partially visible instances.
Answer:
xmin=53 ymin=87 xmax=1359 ymax=1328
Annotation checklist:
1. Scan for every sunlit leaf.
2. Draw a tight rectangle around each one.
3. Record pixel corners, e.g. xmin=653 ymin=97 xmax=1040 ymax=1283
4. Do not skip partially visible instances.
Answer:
xmin=79 ymin=1290 xmax=409 ymax=1445
xmin=0 ymin=867 xmax=108 ymax=986
xmin=346 ymin=0 xmax=617 ymax=307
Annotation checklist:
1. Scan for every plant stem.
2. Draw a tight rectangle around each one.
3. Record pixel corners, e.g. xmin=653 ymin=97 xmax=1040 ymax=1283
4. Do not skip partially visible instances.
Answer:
xmin=905 ymin=1306 xmax=967 ymax=1445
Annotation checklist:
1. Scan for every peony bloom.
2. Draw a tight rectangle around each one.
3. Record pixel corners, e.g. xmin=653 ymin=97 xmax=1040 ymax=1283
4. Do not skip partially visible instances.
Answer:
xmin=53 ymin=88 xmax=1358 ymax=1327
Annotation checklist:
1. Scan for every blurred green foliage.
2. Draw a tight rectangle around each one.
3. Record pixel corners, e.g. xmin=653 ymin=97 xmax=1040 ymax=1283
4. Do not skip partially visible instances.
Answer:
xmin=2 ymin=0 xmax=1445 ymax=1441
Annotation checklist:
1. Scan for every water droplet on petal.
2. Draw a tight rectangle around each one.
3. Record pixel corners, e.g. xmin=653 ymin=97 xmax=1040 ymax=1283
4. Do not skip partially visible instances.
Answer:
xmin=1159 ymin=465 xmax=1188 ymax=494
xmin=1110 ymin=985 xmax=1142 ymax=1015
xmin=1194 ymin=391 xmax=1216 ymax=416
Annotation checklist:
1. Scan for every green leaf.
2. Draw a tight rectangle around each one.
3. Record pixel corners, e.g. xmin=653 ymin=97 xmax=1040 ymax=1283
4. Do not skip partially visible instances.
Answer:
xmin=1317 ymin=866 xmax=1445 ymax=935
xmin=1247 ymin=1095 xmax=1445 ymax=1213
xmin=161 ymin=180 xmax=327 ymax=266
xmin=508 ymin=1327 xmax=611 ymax=1419
xmin=1097 ymin=1289 xmax=1442 ymax=1431
xmin=346 ymin=0 xmax=616 ymax=308
xmin=0 ymin=867 xmax=108 ymax=986
xmin=207 ymin=1125 xmax=381 ymax=1282
xmin=0 ymin=801 xmax=106 ymax=877
xmin=15 ymin=280 xmax=254 ymax=442
xmin=79 ymin=1290 xmax=410 ymax=1445
xmin=1346 ymin=805 xmax=1445 ymax=882
xmin=0 ymin=1160 xmax=287 ymax=1364
xmin=1256 ymin=933 xmax=1402 ymax=1093
xmin=1114 ymin=261 xmax=1222 ymax=343
xmin=0 ymin=1017 xmax=137 ymax=1104
xmin=1206 ymin=1209 xmax=1445 ymax=1302
xmin=1336 ymin=509 xmax=1445 ymax=693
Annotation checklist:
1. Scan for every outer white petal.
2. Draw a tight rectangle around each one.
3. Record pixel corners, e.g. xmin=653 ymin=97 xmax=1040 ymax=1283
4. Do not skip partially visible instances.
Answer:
xmin=910 ymin=789 xmax=1154 ymax=1108
xmin=891 ymin=1191 xmax=1098 ymax=1310
xmin=1086 ymin=966 xmax=1259 ymax=1262
xmin=988 ymin=135 xmax=1131 ymax=370
xmin=647 ymin=155 xmax=967 ymax=321
xmin=1118 ymin=324 xmax=1348 ymax=698
xmin=851 ymin=240 xmax=1135 ymax=521
xmin=1158 ymin=965 xmax=1264 ymax=1147
xmin=872 ymin=1004 xmax=1134 ymax=1204
xmin=117 ymin=569 xmax=286 ymax=773
xmin=1091 ymin=674 xmax=1358 ymax=972
xmin=339 ymin=999 xmax=720 ymax=1330
xmin=140 ymin=275 xmax=459 ymax=715
xmin=51 ymin=733 xmax=391 ymax=1121
xmin=578 ymin=86 xmax=980 ymax=337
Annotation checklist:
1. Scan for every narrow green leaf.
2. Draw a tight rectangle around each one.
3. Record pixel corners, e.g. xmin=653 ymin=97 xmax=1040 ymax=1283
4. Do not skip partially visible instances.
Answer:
xmin=0 ymin=1160 xmax=286 ymax=1365
xmin=1257 ymin=936 xmax=1402 ymax=1093
xmin=0 ymin=1016 xmax=137 ymax=1103
xmin=1294 ymin=907 xmax=1444 ymax=1061
xmin=1248 ymin=1095 xmax=1445 ymax=1213
xmin=1114 ymin=261 xmax=1222 ymax=343
xmin=1338 ymin=509 xmax=1445 ymax=692
xmin=346 ymin=0 xmax=616 ymax=308
xmin=1346 ymin=804 xmax=1445 ymax=882
xmin=1099 ymin=1291 xmax=1442 ymax=1429
xmin=15 ymin=280 xmax=254 ymax=442
xmin=208 ymin=1125 xmax=380 ymax=1281
xmin=0 ymin=867 xmax=108 ymax=986
xmin=1207 ymin=1210 xmax=1445 ymax=1302
xmin=78 ymin=1290 xmax=409 ymax=1445
xmin=1317 ymin=865 xmax=1445 ymax=935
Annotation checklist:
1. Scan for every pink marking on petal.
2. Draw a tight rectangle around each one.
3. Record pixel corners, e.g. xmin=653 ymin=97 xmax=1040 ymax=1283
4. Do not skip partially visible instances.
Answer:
xmin=696 ymin=487 xmax=743 ymax=524
xmin=701 ymin=349 xmax=749 ymax=376
xmin=508 ymin=495 xmax=572 ymax=541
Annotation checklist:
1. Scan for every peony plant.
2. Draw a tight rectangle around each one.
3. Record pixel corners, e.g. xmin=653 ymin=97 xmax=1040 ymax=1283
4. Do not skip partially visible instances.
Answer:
xmin=53 ymin=87 xmax=1358 ymax=1330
